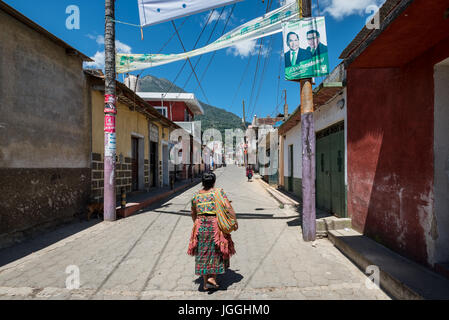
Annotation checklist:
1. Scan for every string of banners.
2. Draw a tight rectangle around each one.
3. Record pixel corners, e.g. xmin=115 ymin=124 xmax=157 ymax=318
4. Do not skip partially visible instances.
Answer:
xmin=117 ymin=2 xmax=299 ymax=73
xmin=118 ymin=2 xmax=329 ymax=80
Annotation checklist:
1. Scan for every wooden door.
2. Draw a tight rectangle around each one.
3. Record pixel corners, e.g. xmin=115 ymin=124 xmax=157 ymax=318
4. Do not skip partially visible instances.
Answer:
xmin=131 ymin=137 xmax=139 ymax=191
xmin=150 ymin=142 xmax=157 ymax=187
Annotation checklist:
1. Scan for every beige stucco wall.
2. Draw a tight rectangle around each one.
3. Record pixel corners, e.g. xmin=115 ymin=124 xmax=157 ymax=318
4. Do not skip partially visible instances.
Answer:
xmin=0 ymin=9 xmax=90 ymax=168
xmin=91 ymin=91 xmax=149 ymax=159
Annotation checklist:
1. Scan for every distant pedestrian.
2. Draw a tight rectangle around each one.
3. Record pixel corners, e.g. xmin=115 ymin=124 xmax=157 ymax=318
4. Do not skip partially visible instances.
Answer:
xmin=188 ymin=172 xmax=238 ymax=291
xmin=246 ymin=165 xmax=253 ymax=182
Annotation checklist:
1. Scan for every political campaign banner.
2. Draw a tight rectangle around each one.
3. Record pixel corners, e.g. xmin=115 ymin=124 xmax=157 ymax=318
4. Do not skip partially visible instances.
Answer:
xmin=282 ymin=17 xmax=329 ymax=80
xmin=117 ymin=1 xmax=299 ymax=73
xmin=138 ymin=0 xmax=243 ymax=27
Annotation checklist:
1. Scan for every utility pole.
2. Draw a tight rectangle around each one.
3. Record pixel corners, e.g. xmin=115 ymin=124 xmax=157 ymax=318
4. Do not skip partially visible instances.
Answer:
xmin=300 ymin=0 xmax=316 ymax=241
xmin=104 ymin=0 xmax=117 ymax=221
xmin=283 ymin=89 xmax=288 ymax=119
xmin=242 ymin=100 xmax=248 ymax=168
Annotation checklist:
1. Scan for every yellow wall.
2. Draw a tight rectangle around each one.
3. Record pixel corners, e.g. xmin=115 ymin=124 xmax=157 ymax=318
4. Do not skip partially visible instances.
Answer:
xmin=91 ymin=90 xmax=149 ymax=159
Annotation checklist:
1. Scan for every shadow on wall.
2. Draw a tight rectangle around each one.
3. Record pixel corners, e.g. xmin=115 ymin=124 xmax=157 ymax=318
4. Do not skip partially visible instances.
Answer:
xmin=347 ymin=65 xmax=434 ymax=267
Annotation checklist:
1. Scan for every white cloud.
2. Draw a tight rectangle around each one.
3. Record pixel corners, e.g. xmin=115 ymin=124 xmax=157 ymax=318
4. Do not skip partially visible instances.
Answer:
xmin=226 ymin=39 xmax=268 ymax=59
xmin=201 ymin=8 xmax=233 ymax=27
xmin=84 ymin=51 xmax=105 ymax=69
xmin=322 ymin=0 xmax=386 ymax=19
xmin=84 ymin=35 xmax=132 ymax=70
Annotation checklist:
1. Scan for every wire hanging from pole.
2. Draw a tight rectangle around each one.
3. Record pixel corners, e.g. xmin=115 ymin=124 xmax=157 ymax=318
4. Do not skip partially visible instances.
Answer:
xmin=171 ymin=21 xmax=211 ymax=105
xmin=182 ymin=7 xmax=225 ymax=90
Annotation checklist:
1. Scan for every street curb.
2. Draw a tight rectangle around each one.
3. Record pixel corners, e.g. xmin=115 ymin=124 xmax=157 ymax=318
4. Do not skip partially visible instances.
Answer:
xmin=255 ymin=177 xmax=298 ymax=208
xmin=328 ymin=229 xmax=449 ymax=300
xmin=117 ymin=179 xmax=202 ymax=218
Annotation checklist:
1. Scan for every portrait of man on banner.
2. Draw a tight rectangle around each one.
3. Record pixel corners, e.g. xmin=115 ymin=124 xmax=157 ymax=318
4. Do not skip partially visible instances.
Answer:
xmin=283 ymin=17 xmax=330 ymax=81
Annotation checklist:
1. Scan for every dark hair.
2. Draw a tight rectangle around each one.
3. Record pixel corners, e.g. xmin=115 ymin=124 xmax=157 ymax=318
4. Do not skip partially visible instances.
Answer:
xmin=307 ymin=30 xmax=320 ymax=38
xmin=286 ymin=32 xmax=299 ymax=44
xmin=202 ymin=172 xmax=216 ymax=190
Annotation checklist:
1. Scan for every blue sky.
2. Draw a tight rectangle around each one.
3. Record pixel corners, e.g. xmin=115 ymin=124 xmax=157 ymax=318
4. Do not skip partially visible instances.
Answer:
xmin=4 ymin=0 xmax=385 ymax=121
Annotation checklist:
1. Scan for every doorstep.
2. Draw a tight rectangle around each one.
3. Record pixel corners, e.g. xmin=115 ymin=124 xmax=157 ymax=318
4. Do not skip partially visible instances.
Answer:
xmin=328 ymin=228 xmax=449 ymax=300
xmin=116 ymin=179 xmax=201 ymax=218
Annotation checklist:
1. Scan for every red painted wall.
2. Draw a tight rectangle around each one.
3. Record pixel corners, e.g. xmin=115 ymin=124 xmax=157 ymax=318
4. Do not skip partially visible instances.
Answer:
xmin=147 ymin=101 xmax=193 ymax=122
xmin=170 ymin=102 xmax=194 ymax=122
xmin=347 ymin=38 xmax=449 ymax=266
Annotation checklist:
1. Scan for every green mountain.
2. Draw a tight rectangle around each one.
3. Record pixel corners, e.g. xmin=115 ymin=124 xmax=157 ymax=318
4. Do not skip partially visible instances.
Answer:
xmin=138 ymin=75 xmax=249 ymax=135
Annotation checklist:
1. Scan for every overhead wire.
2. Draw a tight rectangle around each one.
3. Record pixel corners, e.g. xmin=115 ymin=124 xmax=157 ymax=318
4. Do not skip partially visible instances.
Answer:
xmin=171 ymin=20 xmax=211 ymax=105
xmin=250 ymin=34 xmax=274 ymax=119
xmin=247 ymin=37 xmax=264 ymax=119
xmin=162 ymin=11 xmax=216 ymax=97
xmin=133 ymin=16 xmax=191 ymax=86
xmin=197 ymin=4 xmax=236 ymax=86
xmin=247 ymin=0 xmax=273 ymax=119
xmin=182 ymin=7 xmax=226 ymax=90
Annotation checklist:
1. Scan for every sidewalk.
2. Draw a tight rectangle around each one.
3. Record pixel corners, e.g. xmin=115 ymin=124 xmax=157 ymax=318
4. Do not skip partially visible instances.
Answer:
xmin=255 ymin=175 xmax=449 ymax=300
xmin=116 ymin=178 xmax=202 ymax=218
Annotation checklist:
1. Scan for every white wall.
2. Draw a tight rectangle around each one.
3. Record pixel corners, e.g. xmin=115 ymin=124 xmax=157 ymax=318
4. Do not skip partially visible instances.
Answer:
xmin=283 ymin=88 xmax=347 ymax=182
xmin=284 ymin=124 xmax=302 ymax=179
xmin=433 ymin=59 xmax=449 ymax=265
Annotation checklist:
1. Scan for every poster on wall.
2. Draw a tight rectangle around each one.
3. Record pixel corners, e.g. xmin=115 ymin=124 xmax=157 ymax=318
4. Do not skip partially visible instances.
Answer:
xmin=282 ymin=17 xmax=329 ymax=81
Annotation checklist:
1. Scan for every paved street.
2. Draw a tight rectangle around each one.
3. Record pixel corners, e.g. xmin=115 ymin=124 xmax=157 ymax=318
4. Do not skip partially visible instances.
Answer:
xmin=0 ymin=165 xmax=389 ymax=300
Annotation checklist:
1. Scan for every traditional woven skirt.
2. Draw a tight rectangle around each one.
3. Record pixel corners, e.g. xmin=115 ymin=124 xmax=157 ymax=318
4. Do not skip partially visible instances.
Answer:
xmin=188 ymin=215 xmax=234 ymax=276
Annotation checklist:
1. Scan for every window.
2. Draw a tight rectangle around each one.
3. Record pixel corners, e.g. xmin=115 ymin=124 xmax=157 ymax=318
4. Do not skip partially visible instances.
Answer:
xmin=154 ymin=106 xmax=168 ymax=117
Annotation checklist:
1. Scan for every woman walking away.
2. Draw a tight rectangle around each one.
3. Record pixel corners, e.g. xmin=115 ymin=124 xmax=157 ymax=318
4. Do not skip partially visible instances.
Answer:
xmin=187 ymin=172 xmax=238 ymax=291
xmin=246 ymin=165 xmax=254 ymax=182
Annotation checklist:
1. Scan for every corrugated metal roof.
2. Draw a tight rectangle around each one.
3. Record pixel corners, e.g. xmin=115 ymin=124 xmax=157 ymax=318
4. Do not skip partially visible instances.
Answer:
xmin=0 ymin=0 xmax=92 ymax=62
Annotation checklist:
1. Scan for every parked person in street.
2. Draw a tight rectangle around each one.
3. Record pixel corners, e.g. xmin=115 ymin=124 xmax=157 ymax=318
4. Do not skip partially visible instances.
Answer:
xmin=188 ymin=172 xmax=238 ymax=291
xmin=246 ymin=165 xmax=254 ymax=182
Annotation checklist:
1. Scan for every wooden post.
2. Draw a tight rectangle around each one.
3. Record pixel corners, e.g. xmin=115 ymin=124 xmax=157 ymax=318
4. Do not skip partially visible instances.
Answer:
xmin=104 ymin=0 xmax=117 ymax=221
xmin=300 ymin=0 xmax=316 ymax=241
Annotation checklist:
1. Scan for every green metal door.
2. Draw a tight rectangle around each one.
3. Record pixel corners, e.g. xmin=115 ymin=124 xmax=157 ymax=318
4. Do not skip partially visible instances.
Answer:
xmin=316 ymin=135 xmax=331 ymax=212
xmin=316 ymin=122 xmax=346 ymax=217
xmin=330 ymin=130 xmax=345 ymax=217
xmin=288 ymin=145 xmax=293 ymax=192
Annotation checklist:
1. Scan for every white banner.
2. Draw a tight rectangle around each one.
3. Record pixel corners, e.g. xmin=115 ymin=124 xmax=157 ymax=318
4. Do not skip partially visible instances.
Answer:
xmin=118 ymin=2 xmax=299 ymax=73
xmin=138 ymin=0 xmax=243 ymax=27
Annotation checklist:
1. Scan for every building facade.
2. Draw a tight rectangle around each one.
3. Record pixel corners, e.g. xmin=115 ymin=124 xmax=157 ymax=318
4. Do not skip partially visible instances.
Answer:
xmin=0 ymin=1 xmax=92 ymax=247
xmin=340 ymin=0 xmax=449 ymax=270
xmin=278 ymin=64 xmax=347 ymax=217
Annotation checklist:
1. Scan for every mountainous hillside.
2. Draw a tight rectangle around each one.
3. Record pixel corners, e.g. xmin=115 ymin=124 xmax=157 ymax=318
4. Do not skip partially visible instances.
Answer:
xmin=138 ymin=75 xmax=248 ymax=135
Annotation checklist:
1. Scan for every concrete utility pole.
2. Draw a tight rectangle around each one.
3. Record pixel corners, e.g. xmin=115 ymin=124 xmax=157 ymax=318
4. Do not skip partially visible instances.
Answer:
xmin=104 ymin=0 xmax=117 ymax=221
xmin=300 ymin=0 xmax=316 ymax=241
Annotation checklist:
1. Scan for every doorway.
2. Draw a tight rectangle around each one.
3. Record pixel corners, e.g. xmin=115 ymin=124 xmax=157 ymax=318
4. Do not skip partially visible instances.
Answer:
xmin=150 ymin=141 xmax=158 ymax=187
xmin=131 ymin=137 xmax=139 ymax=191
xmin=162 ymin=144 xmax=169 ymax=186
xmin=316 ymin=122 xmax=346 ymax=217
xmin=288 ymin=144 xmax=294 ymax=192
